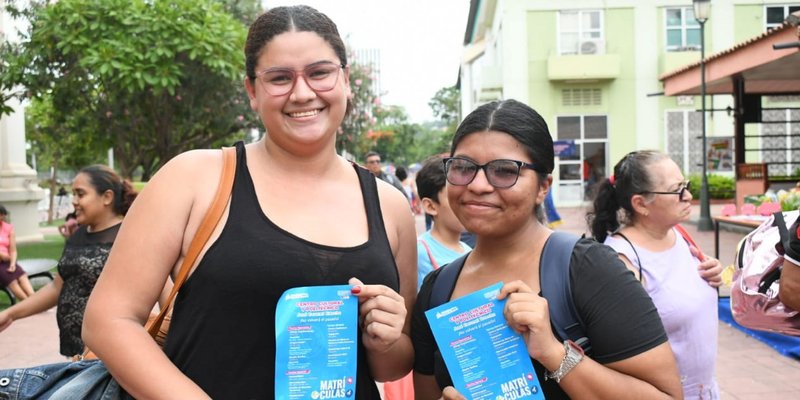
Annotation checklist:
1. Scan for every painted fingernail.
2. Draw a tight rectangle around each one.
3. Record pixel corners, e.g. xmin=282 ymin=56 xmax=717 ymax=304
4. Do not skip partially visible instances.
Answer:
xmin=351 ymin=285 xmax=361 ymax=294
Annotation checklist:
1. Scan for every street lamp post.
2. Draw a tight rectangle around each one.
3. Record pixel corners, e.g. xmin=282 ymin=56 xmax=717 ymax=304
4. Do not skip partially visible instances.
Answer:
xmin=694 ymin=0 xmax=713 ymax=231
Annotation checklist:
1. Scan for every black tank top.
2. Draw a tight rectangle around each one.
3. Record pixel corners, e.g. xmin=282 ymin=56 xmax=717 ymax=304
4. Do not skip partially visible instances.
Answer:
xmin=164 ymin=142 xmax=399 ymax=399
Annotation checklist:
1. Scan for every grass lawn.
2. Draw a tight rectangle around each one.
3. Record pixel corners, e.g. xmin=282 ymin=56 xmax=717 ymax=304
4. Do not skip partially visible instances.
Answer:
xmin=17 ymin=234 xmax=66 ymax=261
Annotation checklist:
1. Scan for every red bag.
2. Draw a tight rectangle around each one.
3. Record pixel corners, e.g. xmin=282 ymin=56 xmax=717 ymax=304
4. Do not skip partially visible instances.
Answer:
xmin=731 ymin=211 xmax=800 ymax=336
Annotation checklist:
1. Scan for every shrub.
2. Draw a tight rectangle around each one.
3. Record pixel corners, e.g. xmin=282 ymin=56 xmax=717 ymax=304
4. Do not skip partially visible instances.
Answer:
xmin=687 ymin=174 xmax=735 ymax=199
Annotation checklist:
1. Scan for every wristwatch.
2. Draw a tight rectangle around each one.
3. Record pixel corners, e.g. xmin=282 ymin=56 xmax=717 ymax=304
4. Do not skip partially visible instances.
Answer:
xmin=545 ymin=340 xmax=585 ymax=383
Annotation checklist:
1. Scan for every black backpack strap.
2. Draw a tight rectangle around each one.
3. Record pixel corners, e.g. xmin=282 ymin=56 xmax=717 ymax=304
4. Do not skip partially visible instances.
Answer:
xmin=758 ymin=211 xmax=788 ymax=294
xmin=541 ymin=231 xmax=591 ymax=354
xmin=774 ymin=211 xmax=790 ymax=252
xmin=429 ymin=252 xmax=469 ymax=308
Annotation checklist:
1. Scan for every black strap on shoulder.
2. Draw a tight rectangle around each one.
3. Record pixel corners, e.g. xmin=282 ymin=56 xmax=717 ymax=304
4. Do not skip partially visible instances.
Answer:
xmin=428 ymin=232 xmax=591 ymax=354
xmin=612 ymin=232 xmax=644 ymax=283
xmin=429 ymin=252 xmax=469 ymax=309
xmin=541 ymin=231 xmax=590 ymax=354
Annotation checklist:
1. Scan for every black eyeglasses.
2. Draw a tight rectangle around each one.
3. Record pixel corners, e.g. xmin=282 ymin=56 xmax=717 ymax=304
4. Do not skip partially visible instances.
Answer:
xmin=443 ymin=157 xmax=544 ymax=189
xmin=255 ymin=62 xmax=345 ymax=96
xmin=642 ymin=181 xmax=692 ymax=201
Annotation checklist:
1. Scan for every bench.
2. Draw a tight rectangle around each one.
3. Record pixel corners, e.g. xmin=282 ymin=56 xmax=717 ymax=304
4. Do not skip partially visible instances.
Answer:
xmin=1 ymin=258 xmax=58 ymax=305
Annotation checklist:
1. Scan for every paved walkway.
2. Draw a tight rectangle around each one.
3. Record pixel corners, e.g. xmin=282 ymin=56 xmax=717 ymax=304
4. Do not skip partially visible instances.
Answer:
xmin=1 ymin=204 xmax=799 ymax=399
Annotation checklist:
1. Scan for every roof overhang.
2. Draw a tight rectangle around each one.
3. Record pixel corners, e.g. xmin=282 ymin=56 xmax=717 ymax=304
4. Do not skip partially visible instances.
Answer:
xmin=660 ymin=25 xmax=800 ymax=96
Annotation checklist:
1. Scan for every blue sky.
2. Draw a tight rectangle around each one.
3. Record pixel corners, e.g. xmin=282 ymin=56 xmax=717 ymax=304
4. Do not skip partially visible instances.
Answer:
xmin=263 ymin=0 xmax=471 ymax=123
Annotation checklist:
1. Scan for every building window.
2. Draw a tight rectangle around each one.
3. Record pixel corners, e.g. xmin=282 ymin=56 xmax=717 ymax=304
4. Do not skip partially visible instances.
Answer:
xmin=555 ymin=115 xmax=608 ymax=203
xmin=559 ymin=10 xmax=603 ymax=55
xmin=766 ymin=5 xmax=800 ymax=31
xmin=665 ymin=110 xmax=703 ymax=174
xmin=665 ymin=7 xmax=701 ymax=51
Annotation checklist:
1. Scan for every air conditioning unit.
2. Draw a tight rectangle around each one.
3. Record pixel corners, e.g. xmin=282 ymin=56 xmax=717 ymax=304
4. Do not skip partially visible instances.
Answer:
xmin=579 ymin=39 xmax=605 ymax=55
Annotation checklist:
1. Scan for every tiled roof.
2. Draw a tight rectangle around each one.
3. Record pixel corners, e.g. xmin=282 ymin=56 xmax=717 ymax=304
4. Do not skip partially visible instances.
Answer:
xmin=660 ymin=16 xmax=799 ymax=80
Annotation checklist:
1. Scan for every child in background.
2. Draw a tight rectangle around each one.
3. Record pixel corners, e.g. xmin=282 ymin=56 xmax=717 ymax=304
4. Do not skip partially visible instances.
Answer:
xmin=58 ymin=212 xmax=79 ymax=238
xmin=383 ymin=154 xmax=472 ymax=399
xmin=414 ymin=154 xmax=472 ymax=289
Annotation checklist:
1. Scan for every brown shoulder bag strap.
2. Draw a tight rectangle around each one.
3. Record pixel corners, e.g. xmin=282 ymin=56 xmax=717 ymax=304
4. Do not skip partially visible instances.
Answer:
xmin=146 ymin=146 xmax=236 ymax=339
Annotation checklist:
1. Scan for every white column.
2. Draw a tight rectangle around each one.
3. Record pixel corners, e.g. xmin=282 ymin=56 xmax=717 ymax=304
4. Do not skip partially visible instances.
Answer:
xmin=0 ymin=2 xmax=45 ymax=242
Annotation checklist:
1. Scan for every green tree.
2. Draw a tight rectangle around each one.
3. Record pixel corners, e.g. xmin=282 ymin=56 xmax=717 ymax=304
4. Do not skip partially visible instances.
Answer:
xmin=216 ymin=0 xmax=262 ymax=25
xmin=25 ymin=94 xmax=106 ymax=223
xmin=339 ymin=56 xmax=378 ymax=158
xmin=429 ymin=85 xmax=460 ymax=126
xmin=424 ymin=85 xmax=462 ymax=156
xmin=1 ymin=0 xmax=256 ymax=179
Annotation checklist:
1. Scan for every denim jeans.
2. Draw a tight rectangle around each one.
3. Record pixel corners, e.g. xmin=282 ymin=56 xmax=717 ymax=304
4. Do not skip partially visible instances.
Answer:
xmin=0 ymin=360 xmax=125 ymax=400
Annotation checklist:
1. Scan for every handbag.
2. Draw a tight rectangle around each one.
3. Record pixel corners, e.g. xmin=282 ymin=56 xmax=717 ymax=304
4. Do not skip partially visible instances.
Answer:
xmin=0 ymin=147 xmax=236 ymax=400
xmin=731 ymin=210 xmax=800 ymax=336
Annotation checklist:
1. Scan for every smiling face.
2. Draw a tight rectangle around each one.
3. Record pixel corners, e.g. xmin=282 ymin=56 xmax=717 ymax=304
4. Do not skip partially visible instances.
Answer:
xmin=245 ymin=30 xmax=350 ymax=155
xmin=71 ymin=173 xmax=114 ymax=227
xmin=447 ymin=131 xmax=548 ymax=238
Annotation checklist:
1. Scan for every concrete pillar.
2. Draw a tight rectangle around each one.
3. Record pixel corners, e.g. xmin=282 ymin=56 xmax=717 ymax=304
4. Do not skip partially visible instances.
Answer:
xmin=1 ymin=2 xmax=45 ymax=242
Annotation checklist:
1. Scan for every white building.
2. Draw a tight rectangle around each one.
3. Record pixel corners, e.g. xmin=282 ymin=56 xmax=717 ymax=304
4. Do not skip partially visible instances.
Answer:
xmin=0 ymin=0 xmax=45 ymax=242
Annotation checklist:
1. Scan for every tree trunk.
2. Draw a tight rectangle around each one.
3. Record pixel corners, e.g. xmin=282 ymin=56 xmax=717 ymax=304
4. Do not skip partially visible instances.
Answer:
xmin=47 ymin=157 xmax=59 ymax=225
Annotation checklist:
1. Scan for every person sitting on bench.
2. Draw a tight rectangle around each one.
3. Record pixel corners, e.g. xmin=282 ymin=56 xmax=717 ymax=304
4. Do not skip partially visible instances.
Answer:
xmin=0 ymin=205 xmax=35 ymax=301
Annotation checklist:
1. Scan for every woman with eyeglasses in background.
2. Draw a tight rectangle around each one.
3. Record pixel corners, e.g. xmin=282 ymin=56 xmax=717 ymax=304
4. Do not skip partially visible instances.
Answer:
xmin=587 ymin=150 xmax=723 ymax=399
xmin=412 ymin=100 xmax=683 ymax=399
xmin=82 ymin=5 xmax=416 ymax=399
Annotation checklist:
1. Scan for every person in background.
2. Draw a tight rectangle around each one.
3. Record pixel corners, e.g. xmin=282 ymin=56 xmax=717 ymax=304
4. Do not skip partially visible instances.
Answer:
xmin=395 ymin=165 xmax=420 ymax=214
xmin=82 ymin=6 xmax=416 ymax=399
xmin=413 ymin=155 xmax=472 ymax=289
xmin=384 ymin=154 xmax=472 ymax=399
xmin=0 ymin=205 xmax=35 ymax=301
xmin=588 ymin=150 xmax=723 ymax=399
xmin=544 ymin=189 xmax=563 ymax=228
xmin=365 ymin=151 xmax=406 ymax=196
xmin=0 ymin=166 xmax=138 ymax=358
xmin=413 ymin=100 xmax=681 ymax=399
xmin=58 ymin=212 xmax=79 ymax=239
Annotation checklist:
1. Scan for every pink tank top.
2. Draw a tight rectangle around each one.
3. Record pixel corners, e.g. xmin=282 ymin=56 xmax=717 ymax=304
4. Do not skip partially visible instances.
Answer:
xmin=0 ymin=222 xmax=12 ymax=254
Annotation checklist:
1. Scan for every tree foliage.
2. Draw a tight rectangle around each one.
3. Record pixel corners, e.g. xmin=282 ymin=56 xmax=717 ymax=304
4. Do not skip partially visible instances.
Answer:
xmin=429 ymin=85 xmax=460 ymax=126
xmin=1 ymin=0 xmax=257 ymax=179
xmin=338 ymin=56 xmax=378 ymax=159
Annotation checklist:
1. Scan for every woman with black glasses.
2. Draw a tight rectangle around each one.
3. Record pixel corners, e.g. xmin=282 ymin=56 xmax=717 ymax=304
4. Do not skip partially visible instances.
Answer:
xmin=588 ymin=150 xmax=723 ymax=399
xmin=412 ymin=100 xmax=683 ymax=399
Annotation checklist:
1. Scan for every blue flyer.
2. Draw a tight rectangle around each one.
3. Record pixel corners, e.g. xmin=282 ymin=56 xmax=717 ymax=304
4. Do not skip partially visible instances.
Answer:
xmin=425 ymin=282 xmax=544 ymax=400
xmin=275 ymin=285 xmax=358 ymax=400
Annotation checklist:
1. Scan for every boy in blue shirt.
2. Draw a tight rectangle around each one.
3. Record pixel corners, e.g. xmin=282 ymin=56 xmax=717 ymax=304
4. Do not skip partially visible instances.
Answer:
xmin=415 ymin=155 xmax=472 ymax=290
xmin=383 ymin=154 xmax=472 ymax=399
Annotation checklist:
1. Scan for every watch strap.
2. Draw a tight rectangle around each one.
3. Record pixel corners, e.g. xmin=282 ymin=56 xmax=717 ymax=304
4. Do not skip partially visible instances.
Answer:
xmin=545 ymin=340 xmax=585 ymax=383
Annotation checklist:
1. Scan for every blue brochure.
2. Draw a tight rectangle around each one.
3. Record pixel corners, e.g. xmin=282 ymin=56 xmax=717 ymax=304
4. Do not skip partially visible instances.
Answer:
xmin=425 ymin=282 xmax=544 ymax=400
xmin=275 ymin=285 xmax=358 ymax=400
